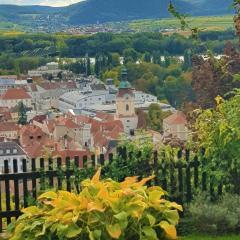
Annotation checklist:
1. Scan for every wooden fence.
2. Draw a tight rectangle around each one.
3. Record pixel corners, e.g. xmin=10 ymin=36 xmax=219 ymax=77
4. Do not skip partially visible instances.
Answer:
xmin=0 ymin=148 xmax=222 ymax=232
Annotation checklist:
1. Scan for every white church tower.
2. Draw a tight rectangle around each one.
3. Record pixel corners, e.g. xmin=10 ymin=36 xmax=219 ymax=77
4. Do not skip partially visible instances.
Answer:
xmin=116 ymin=66 xmax=138 ymax=134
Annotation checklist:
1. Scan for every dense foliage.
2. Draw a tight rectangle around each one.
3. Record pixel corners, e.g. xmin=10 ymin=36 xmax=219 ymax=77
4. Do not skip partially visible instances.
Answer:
xmin=188 ymin=193 xmax=240 ymax=235
xmin=195 ymin=90 xmax=240 ymax=194
xmin=8 ymin=169 xmax=182 ymax=240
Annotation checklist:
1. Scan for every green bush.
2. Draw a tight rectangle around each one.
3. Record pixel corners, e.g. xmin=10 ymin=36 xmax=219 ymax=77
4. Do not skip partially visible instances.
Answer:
xmin=8 ymin=169 xmax=182 ymax=240
xmin=188 ymin=193 xmax=240 ymax=235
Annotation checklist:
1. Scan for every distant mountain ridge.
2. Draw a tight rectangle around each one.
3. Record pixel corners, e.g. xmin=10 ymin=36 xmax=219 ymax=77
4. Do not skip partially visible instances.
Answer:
xmin=0 ymin=0 xmax=234 ymax=25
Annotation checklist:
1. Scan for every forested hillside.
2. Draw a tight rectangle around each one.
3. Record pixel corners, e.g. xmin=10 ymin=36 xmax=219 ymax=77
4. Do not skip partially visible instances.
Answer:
xmin=0 ymin=0 xmax=234 ymax=25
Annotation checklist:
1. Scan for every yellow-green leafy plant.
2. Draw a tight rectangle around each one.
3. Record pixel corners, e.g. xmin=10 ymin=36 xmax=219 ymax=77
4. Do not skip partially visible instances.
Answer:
xmin=8 ymin=169 xmax=182 ymax=240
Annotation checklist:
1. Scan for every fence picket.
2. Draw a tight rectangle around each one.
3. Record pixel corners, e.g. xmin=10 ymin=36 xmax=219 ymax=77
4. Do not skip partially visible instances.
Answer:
xmin=48 ymin=158 xmax=54 ymax=188
xmin=74 ymin=156 xmax=80 ymax=194
xmin=40 ymin=158 xmax=45 ymax=191
xmin=185 ymin=150 xmax=192 ymax=203
xmin=31 ymin=159 xmax=37 ymax=199
xmin=4 ymin=160 xmax=11 ymax=224
xmin=201 ymin=149 xmax=207 ymax=191
xmin=193 ymin=155 xmax=199 ymax=189
xmin=22 ymin=159 xmax=28 ymax=208
xmin=177 ymin=150 xmax=183 ymax=204
xmin=57 ymin=157 xmax=62 ymax=190
xmin=153 ymin=151 xmax=159 ymax=185
xmin=66 ymin=157 xmax=71 ymax=192
xmin=13 ymin=160 xmax=20 ymax=216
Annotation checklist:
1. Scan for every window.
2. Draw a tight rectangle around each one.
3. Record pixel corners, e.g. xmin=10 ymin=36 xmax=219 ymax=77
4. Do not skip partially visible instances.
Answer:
xmin=126 ymin=104 xmax=129 ymax=111
xmin=13 ymin=149 xmax=17 ymax=154
xmin=6 ymin=149 xmax=10 ymax=154
xmin=0 ymin=150 xmax=3 ymax=154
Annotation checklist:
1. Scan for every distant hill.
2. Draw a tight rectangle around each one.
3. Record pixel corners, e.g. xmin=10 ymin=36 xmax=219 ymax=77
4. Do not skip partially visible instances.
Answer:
xmin=0 ymin=0 xmax=234 ymax=26
xmin=0 ymin=5 xmax=57 ymax=22
xmin=63 ymin=0 xmax=193 ymax=24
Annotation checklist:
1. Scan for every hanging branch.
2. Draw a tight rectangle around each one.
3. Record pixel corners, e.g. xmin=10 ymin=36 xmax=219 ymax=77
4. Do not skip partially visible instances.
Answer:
xmin=233 ymin=0 xmax=240 ymax=37
xmin=167 ymin=1 xmax=199 ymax=39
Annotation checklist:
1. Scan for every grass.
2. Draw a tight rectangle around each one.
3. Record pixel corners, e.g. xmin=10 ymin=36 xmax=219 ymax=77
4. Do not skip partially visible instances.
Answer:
xmin=129 ymin=15 xmax=234 ymax=33
xmin=181 ymin=235 xmax=240 ymax=240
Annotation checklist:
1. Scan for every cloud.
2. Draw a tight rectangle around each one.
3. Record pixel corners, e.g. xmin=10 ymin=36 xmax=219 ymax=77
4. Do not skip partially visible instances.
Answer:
xmin=0 ymin=0 xmax=82 ymax=7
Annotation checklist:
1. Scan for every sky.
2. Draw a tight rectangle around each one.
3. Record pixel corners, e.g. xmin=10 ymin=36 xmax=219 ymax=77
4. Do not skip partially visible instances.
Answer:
xmin=0 ymin=0 xmax=83 ymax=7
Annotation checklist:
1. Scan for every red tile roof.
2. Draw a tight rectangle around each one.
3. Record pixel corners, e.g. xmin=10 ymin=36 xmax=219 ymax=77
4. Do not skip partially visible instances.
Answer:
xmin=163 ymin=111 xmax=187 ymax=125
xmin=39 ymin=82 xmax=60 ymax=90
xmin=1 ymin=88 xmax=31 ymax=100
xmin=32 ymin=115 xmax=47 ymax=123
xmin=57 ymin=118 xmax=79 ymax=129
xmin=0 ymin=122 xmax=19 ymax=132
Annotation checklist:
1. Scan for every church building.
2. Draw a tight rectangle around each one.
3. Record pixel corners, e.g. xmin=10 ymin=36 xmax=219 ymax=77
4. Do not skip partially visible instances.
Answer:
xmin=115 ymin=67 xmax=138 ymax=134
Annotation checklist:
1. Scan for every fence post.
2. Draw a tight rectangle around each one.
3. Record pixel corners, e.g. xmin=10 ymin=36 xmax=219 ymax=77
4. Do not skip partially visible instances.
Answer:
xmin=40 ymin=158 xmax=45 ymax=191
xmin=66 ymin=157 xmax=71 ymax=192
xmin=161 ymin=152 xmax=167 ymax=191
xmin=13 ymin=160 xmax=20 ymax=215
xmin=122 ymin=147 xmax=127 ymax=162
xmin=83 ymin=155 xmax=88 ymax=168
xmin=170 ymin=152 xmax=176 ymax=198
xmin=91 ymin=155 xmax=95 ymax=168
xmin=177 ymin=150 xmax=183 ymax=204
xmin=153 ymin=151 xmax=159 ymax=185
xmin=100 ymin=154 xmax=105 ymax=166
xmin=137 ymin=151 xmax=143 ymax=179
xmin=218 ymin=183 xmax=223 ymax=196
xmin=201 ymin=149 xmax=207 ymax=191
xmin=57 ymin=157 xmax=62 ymax=190
xmin=74 ymin=156 xmax=80 ymax=194
xmin=31 ymin=159 xmax=37 ymax=199
xmin=185 ymin=150 xmax=192 ymax=203
xmin=48 ymin=158 xmax=54 ymax=188
xmin=193 ymin=155 xmax=199 ymax=189
xmin=109 ymin=153 xmax=113 ymax=164
xmin=22 ymin=159 xmax=28 ymax=208
xmin=210 ymin=175 xmax=215 ymax=201
xmin=4 ymin=160 xmax=11 ymax=224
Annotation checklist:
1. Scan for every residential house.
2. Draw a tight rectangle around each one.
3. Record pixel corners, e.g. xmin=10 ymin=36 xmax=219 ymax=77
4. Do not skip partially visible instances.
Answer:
xmin=0 ymin=122 xmax=19 ymax=140
xmin=163 ymin=111 xmax=190 ymax=141
xmin=0 ymin=88 xmax=32 ymax=108
xmin=0 ymin=141 xmax=28 ymax=173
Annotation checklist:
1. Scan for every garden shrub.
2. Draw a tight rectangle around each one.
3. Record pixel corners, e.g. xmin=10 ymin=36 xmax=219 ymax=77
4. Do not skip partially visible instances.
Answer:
xmin=188 ymin=193 xmax=240 ymax=235
xmin=8 ymin=169 xmax=182 ymax=240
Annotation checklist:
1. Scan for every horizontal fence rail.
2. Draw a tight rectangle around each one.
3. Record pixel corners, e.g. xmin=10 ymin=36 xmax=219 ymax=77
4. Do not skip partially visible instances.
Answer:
xmin=0 ymin=148 xmax=222 ymax=232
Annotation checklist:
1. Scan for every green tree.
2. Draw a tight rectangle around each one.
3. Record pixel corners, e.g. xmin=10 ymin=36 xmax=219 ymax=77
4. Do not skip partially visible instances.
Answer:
xmin=183 ymin=49 xmax=192 ymax=70
xmin=147 ymin=103 xmax=164 ymax=131
xmin=18 ymin=102 xmax=27 ymax=125
xmin=111 ymin=53 xmax=120 ymax=67
xmin=86 ymin=57 xmax=91 ymax=76
xmin=195 ymin=91 xmax=240 ymax=194
xmin=123 ymin=48 xmax=138 ymax=64
xmin=144 ymin=52 xmax=151 ymax=62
